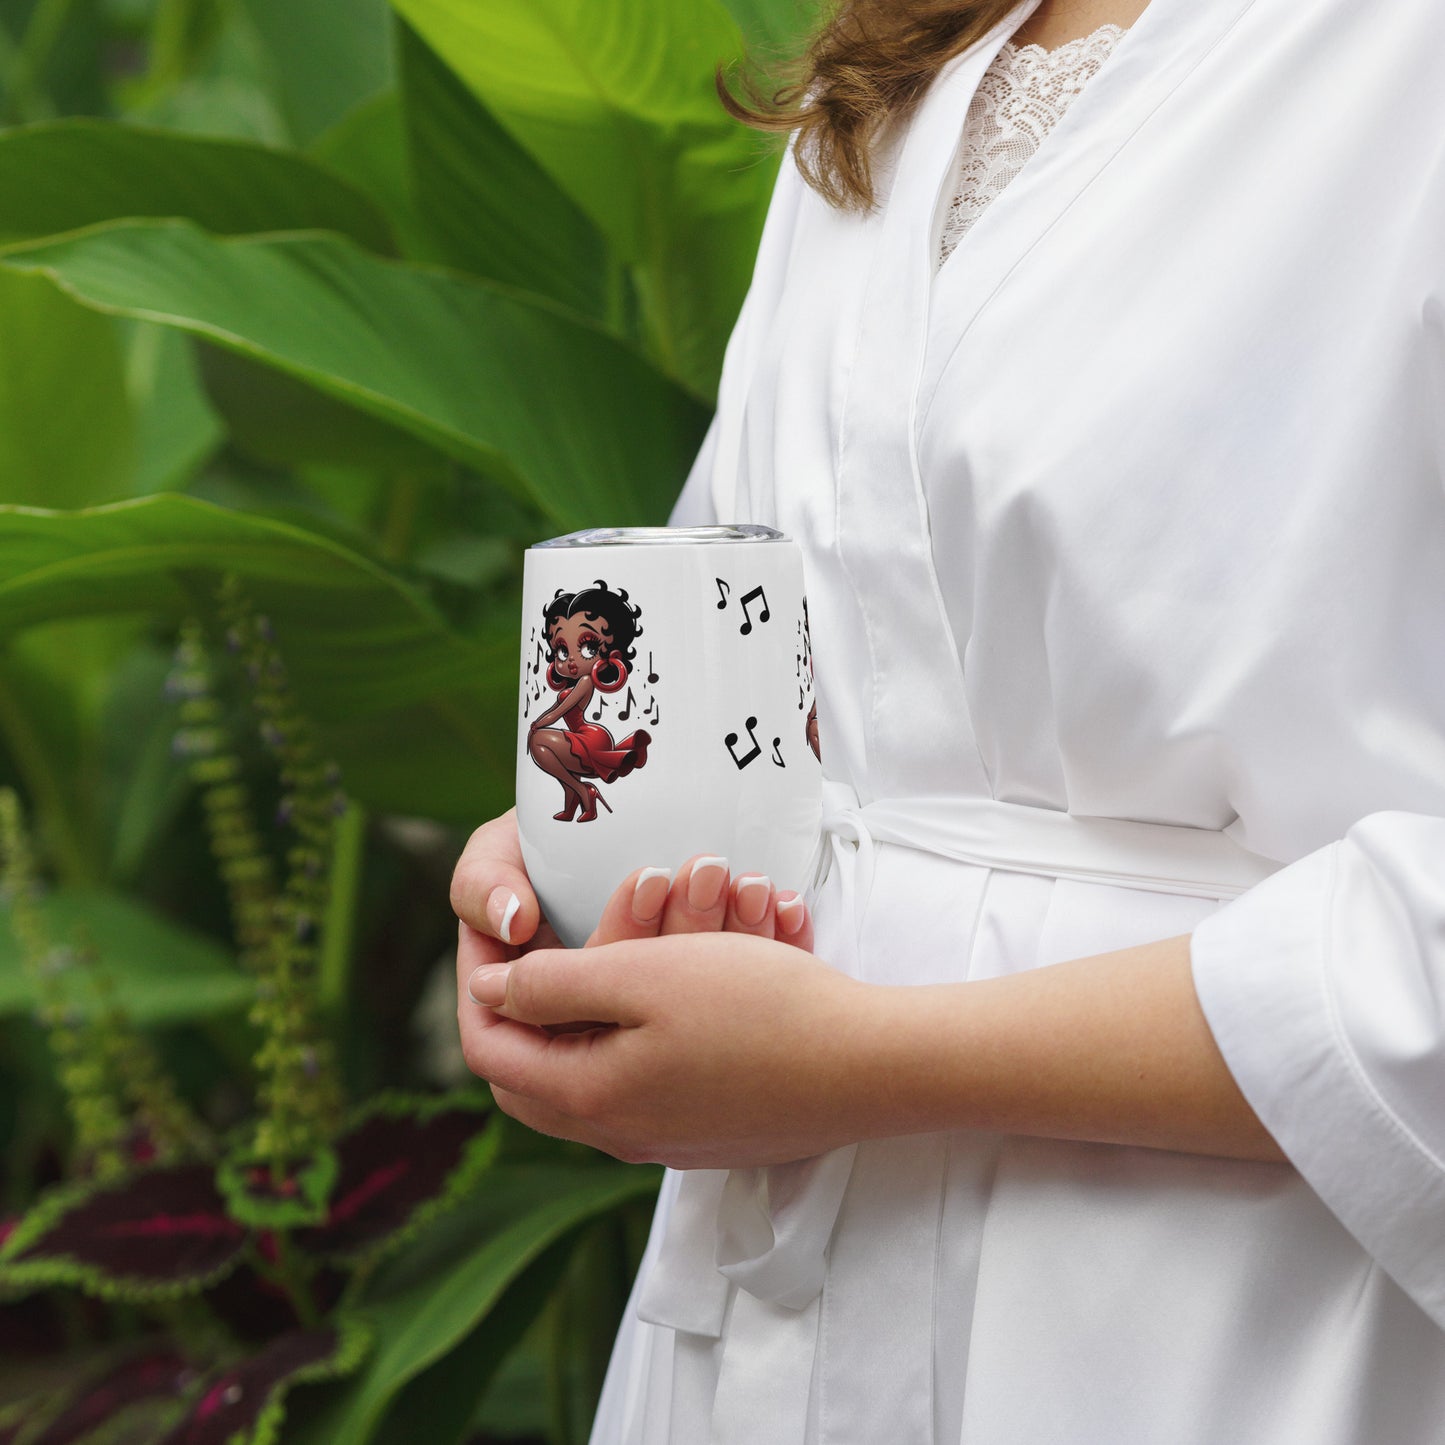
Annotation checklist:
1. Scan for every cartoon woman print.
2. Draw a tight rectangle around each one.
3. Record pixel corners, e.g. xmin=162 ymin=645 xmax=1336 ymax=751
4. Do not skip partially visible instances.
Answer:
xmin=527 ymin=580 xmax=651 ymax=822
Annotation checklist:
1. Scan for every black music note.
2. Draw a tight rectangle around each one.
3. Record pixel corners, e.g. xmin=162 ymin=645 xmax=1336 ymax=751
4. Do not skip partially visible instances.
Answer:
xmin=592 ymin=699 xmax=605 ymax=720
xmin=738 ymin=585 xmax=770 ymax=635
xmin=647 ymin=651 xmax=659 ymax=684
xmin=530 ymin=639 xmax=544 ymax=675
xmin=715 ymin=577 xmax=730 ymax=610
xmin=770 ymin=737 xmax=785 ymax=767
xmin=725 ymin=716 xmax=761 ymax=769
xmin=617 ymin=686 xmax=636 ymax=721
xmin=647 ymin=697 xmax=659 ymax=725
xmin=798 ymin=684 xmax=806 ymax=710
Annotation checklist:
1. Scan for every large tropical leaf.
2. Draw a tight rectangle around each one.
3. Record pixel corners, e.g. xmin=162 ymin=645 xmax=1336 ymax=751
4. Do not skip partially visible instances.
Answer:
xmin=0 ymin=219 xmax=708 ymax=529
xmin=396 ymin=19 xmax=610 ymax=322
xmin=0 ymin=270 xmax=134 ymax=508
xmin=0 ymin=119 xmax=395 ymax=252
xmin=389 ymin=0 xmax=778 ymax=398
xmin=287 ymin=1163 xmax=660 ymax=1445
xmin=0 ymin=495 xmax=517 ymax=825
xmin=0 ymin=884 xmax=252 ymax=1023
xmin=308 ymin=89 xmax=439 ymax=265
xmin=720 ymin=0 xmax=824 ymax=55
xmin=241 ymin=0 xmax=393 ymax=146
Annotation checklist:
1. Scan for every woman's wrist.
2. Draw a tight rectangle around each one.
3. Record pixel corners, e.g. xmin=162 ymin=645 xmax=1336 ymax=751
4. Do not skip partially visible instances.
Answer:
xmin=837 ymin=938 xmax=1286 ymax=1164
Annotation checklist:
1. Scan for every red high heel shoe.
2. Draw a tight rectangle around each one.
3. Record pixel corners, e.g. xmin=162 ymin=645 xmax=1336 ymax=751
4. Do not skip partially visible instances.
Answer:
xmin=577 ymin=783 xmax=613 ymax=822
xmin=554 ymin=788 xmax=582 ymax=821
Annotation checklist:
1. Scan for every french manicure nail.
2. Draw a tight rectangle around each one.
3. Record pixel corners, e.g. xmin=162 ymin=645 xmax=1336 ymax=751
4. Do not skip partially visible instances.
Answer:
xmin=736 ymin=874 xmax=771 ymax=926
xmin=776 ymin=894 xmax=806 ymax=936
xmin=468 ymin=962 xmax=511 ymax=1006
xmin=632 ymin=866 xmax=674 ymax=922
xmin=688 ymin=856 xmax=729 ymax=911
xmin=488 ymin=886 xmax=520 ymax=945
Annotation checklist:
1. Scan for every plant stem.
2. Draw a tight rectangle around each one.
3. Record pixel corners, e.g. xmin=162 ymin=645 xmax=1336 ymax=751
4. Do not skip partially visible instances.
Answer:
xmin=3 ymin=0 xmax=76 ymax=122
xmin=380 ymin=471 xmax=422 ymax=562
xmin=261 ymin=1231 xmax=322 ymax=1330
xmin=318 ymin=798 xmax=365 ymax=1029
xmin=0 ymin=678 xmax=96 ymax=887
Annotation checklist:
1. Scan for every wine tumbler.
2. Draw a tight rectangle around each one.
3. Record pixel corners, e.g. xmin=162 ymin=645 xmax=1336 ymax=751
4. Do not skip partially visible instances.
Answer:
xmin=515 ymin=525 xmax=823 ymax=948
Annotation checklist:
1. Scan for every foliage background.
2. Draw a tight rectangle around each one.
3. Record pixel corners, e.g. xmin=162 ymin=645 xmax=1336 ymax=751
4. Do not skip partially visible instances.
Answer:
xmin=0 ymin=0 xmax=816 ymax=1440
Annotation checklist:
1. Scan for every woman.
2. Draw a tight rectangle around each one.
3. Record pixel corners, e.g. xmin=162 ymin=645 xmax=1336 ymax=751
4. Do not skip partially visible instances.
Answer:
xmin=528 ymin=580 xmax=652 ymax=823
xmin=452 ymin=0 xmax=1445 ymax=1439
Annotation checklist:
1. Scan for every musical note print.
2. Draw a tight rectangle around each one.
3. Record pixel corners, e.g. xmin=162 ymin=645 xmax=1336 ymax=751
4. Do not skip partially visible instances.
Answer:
xmin=770 ymin=736 xmax=785 ymax=767
xmin=647 ymin=696 xmax=660 ymax=725
xmin=647 ymin=651 xmax=659 ymax=684
xmin=725 ymin=716 xmax=761 ymax=769
xmin=738 ymin=585 xmax=770 ymax=635
xmin=715 ymin=577 xmax=730 ymax=610
xmin=617 ymin=686 xmax=636 ymax=721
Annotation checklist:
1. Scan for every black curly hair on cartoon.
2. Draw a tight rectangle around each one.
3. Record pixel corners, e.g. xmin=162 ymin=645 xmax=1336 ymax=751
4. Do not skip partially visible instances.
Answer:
xmin=543 ymin=579 xmax=643 ymax=689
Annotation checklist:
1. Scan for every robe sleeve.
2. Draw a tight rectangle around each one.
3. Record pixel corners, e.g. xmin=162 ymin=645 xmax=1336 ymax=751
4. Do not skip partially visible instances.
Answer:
xmin=1190 ymin=810 xmax=1445 ymax=1328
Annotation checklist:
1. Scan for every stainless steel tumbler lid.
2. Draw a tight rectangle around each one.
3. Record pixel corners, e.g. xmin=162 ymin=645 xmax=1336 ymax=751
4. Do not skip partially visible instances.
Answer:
xmin=532 ymin=524 xmax=786 ymax=548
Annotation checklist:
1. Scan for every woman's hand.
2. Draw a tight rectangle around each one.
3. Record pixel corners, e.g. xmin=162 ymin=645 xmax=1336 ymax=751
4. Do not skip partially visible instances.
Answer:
xmin=452 ymin=809 xmax=815 ymax=1058
xmin=461 ymin=931 xmax=873 ymax=1169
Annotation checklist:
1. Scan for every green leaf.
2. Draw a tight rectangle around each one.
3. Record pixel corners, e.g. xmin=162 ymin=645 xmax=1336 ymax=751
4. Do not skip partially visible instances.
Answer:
xmin=125 ymin=322 xmax=225 ymax=495
xmin=0 ymin=494 xmax=516 ymax=826
xmin=0 ymin=118 xmax=396 ymax=253
xmin=397 ymin=19 xmax=611 ymax=321
xmin=390 ymin=0 xmax=777 ymax=398
xmin=0 ymin=885 xmax=253 ymax=1024
xmin=370 ymin=1239 xmax=570 ymax=1445
xmin=118 ymin=0 xmax=292 ymax=145
xmin=719 ymin=0 xmax=823 ymax=55
xmin=289 ymin=1163 xmax=660 ymax=1445
xmin=242 ymin=0 xmax=393 ymax=146
xmin=0 ymin=269 xmax=135 ymax=508
xmin=308 ymin=89 xmax=440 ymax=265
xmin=0 ymin=219 xmax=709 ymax=529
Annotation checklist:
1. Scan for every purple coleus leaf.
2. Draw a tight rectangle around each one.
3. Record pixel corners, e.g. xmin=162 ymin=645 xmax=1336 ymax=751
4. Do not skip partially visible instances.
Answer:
xmin=292 ymin=1091 xmax=496 ymax=1266
xmin=0 ymin=1163 xmax=247 ymax=1302
xmin=157 ymin=1318 xmax=370 ymax=1445
xmin=29 ymin=1347 xmax=200 ymax=1445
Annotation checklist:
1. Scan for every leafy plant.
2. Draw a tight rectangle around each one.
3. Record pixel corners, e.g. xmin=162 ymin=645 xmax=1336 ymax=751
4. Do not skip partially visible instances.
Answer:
xmin=0 ymin=0 xmax=809 ymax=1438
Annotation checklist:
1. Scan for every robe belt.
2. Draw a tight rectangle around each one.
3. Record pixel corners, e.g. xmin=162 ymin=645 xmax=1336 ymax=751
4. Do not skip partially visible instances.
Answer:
xmin=636 ymin=780 xmax=1285 ymax=1339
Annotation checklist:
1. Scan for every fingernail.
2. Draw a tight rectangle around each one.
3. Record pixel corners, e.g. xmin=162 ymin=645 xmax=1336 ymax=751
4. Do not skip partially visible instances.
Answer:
xmin=632 ymin=866 xmax=674 ymax=922
xmin=488 ymin=887 xmax=520 ymax=945
xmin=687 ymin=856 xmax=729 ymax=911
xmin=736 ymin=874 xmax=771 ymax=926
xmin=467 ymin=963 xmax=511 ymax=1006
xmin=776 ymin=893 xmax=806 ymax=936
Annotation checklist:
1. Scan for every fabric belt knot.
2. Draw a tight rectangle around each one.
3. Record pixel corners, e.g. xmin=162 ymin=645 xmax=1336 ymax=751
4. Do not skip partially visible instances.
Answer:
xmin=636 ymin=779 xmax=1285 ymax=1339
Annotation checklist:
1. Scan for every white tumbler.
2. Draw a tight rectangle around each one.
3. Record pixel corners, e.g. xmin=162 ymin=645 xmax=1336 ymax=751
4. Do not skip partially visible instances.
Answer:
xmin=515 ymin=525 xmax=823 ymax=948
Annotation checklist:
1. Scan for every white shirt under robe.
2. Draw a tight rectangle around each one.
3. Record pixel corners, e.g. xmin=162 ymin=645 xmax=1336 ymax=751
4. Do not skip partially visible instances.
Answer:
xmin=588 ymin=0 xmax=1445 ymax=1440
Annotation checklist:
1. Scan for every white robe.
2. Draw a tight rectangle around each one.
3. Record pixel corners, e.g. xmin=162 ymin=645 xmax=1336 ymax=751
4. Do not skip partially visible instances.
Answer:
xmin=590 ymin=0 xmax=1445 ymax=1439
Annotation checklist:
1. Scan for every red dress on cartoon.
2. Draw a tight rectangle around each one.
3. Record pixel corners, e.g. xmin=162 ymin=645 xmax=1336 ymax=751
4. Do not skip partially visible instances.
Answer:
xmin=559 ymin=703 xmax=650 ymax=783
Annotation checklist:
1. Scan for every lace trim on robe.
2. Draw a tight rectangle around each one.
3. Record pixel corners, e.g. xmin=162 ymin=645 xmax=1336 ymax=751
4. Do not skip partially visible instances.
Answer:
xmin=939 ymin=24 xmax=1127 ymax=267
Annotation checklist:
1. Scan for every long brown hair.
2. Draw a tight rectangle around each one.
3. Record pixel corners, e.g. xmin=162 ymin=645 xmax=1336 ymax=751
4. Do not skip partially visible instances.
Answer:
xmin=721 ymin=0 xmax=1021 ymax=212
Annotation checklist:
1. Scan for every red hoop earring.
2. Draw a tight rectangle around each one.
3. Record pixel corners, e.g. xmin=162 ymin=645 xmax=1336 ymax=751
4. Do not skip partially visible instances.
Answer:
xmin=592 ymin=651 xmax=628 ymax=693
xmin=547 ymin=660 xmax=569 ymax=691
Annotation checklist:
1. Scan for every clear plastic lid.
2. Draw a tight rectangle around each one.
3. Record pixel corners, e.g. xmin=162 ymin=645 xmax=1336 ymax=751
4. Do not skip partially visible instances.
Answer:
xmin=532 ymin=524 xmax=786 ymax=548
